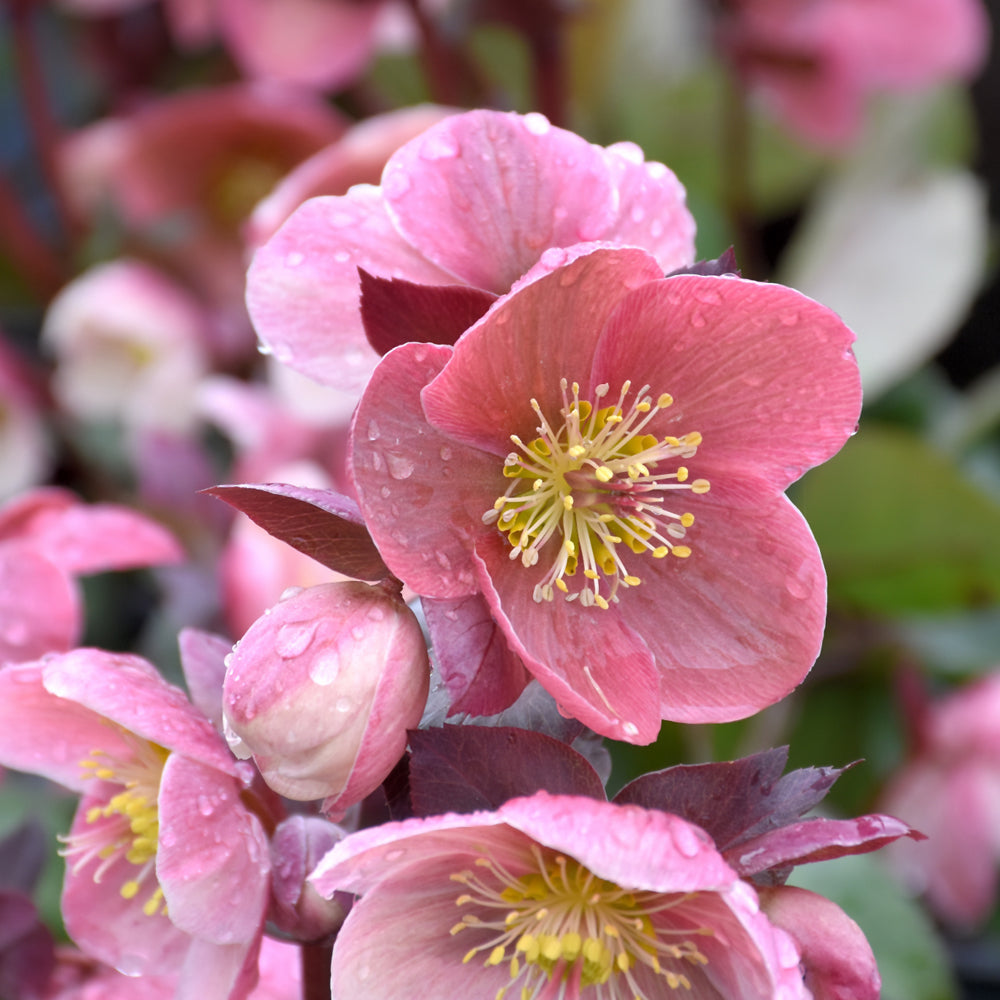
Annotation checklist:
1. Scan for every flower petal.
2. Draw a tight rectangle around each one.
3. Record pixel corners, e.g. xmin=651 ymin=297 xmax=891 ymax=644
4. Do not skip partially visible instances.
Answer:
xmin=382 ymin=110 xmax=617 ymax=292
xmin=156 ymin=754 xmax=270 ymax=945
xmin=246 ymin=187 xmax=456 ymax=392
xmin=616 ymin=495 xmax=827 ymax=722
xmin=592 ymin=274 xmax=861 ymax=495
xmin=472 ymin=532 xmax=662 ymax=743
xmin=350 ymin=342 xmax=499 ymax=599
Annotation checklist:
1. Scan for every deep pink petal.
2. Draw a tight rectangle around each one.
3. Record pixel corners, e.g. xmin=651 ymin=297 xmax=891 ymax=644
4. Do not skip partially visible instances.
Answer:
xmin=473 ymin=533 xmax=661 ymax=743
xmin=592 ymin=274 xmax=861 ymax=494
xmin=41 ymin=650 xmax=238 ymax=775
xmin=615 ymin=496 xmax=828 ymax=723
xmin=350 ymin=342 xmax=499 ymax=599
xmin=61 ymin=795 xmax=191 ymax=977
xmin=422 ymin=594 xmax=531 ymax=717
xmin=382 ymin=110 xmax=617 ymax=292
xmin=0 ymin=543 xmax=78 ymax=662
xmin=760 ymin=885 xmax=880 ymax=1000
xmin=176 ymin=935 xmax=260 ymax=1000
xmin=601 ymin=142 xmax=696 ymax=273
xmin=421 ymin=247 xmax=665 ymax=455
xmin=156 ymin=754 xmax=270 ymax=944
xmin=246 ymin=187 xmax=456 ymax=392
xmin=0 ymin=662 xmax=137 ymax=790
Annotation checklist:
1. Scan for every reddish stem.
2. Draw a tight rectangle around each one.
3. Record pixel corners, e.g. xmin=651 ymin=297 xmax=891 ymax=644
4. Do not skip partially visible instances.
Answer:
xmin=301 ymin=940 xmax=334 ymax=1000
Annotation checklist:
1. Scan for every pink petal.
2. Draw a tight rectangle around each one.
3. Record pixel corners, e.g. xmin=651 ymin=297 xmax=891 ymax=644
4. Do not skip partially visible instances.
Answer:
xmin=382 ymin=110 xmax=618 ymax=293
xmin=176 ymin=936 xmax=261 ymax=1000
xmin=592 ymin=274 xmax=861 ymax=496
xmin=0 ymin=662 xmax=138 ymax=790
xmin=601 ymin=142 xmax=696 ymax=273
xmin=41 ymin=650 xmax=238 ymax=775
xmin=422 ymin=594 xmax=531 ymax=717
xmin=178 ymin=627 xmax=231 ymax=731
xmin=760 ymin=885 xmax=880 ymax=1000
xmin=421 ymin=247 xmax=664 ymax=455
xmin=61 ymin=796 xmax=191 ymax=977
xmin=0 ymin=542 xmax=78 ymax=662
xmin=615 ymin=495 xmax=828 ymax=723
xmin=349 ymin=342 xmax=499 ymax=598
xmin=473 ymin=532 xmax=662 ymax=744
xmin=216 ymin=0 xmax=383 ymax=90
xmin=246 ymin=187 xmax=456 ymax=392
xmin=156 ymin=754 xmax=270 ymax=944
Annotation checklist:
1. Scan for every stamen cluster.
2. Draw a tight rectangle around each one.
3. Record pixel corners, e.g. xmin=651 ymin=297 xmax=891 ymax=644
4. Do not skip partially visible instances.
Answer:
xmin=484 ymin=379 xmax=709 ymax=609
xmin=450 ymin=845 xmax=711 ymax=999
xmin=60 ymin=732 xmax=170 ymax=918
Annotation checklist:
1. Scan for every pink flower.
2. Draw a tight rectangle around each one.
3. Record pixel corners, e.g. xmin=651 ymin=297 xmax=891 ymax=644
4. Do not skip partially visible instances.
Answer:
xmin=0 ymin=488 xmax=182 ymax=664
xmin=310 ymin=792 xmax=809 ymax=999
xmin=717 ymin=0 xmax=989 ymax=146
xmin=879 ymin=670 xmax=1000 ymax=928
xmin=246 ymin=109 xmax=696 ymax=394
xmin=0 ymin=650 xmax=271 ymax=996
xmin=349 ymin=247 xmax=862 ymax=742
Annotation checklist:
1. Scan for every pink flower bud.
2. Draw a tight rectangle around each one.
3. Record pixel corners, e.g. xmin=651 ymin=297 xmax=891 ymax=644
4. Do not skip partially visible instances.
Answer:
xmin=223 ymin=581 xmax=429 ymax=807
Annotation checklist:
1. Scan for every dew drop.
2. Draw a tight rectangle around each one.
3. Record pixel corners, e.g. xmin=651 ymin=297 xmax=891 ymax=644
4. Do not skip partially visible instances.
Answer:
xmin=335 ymin=697 xmax=353 ymax=713
xmin=785 ymin=571 xmax=812 ymax=600
xmin=649 ymin=219 xmax=665 ymax=238
xmin=382 ymin=171 xmax=412 ymax=199
xmin=309 ymin=652 xmax=341 ymax=686
xmin=350 ymin=626 xmax=366 ymax=641
xmin=435 ymin=551 xmax=451 ymax=570
xmin=386 ymin=454 xmax=415 ymax=480
xmin=629 ymin=205 xmax=646 ymax=224
xmin=379 ymin=485 xmax=391 ymax=499
xmin=285 ymin=251 xmax=304 ymax=268
xmin=442 ymin=467 xmax=453 ymax=479
xmin=333 ymin=250 xmax=351 ymax=264
xmin=197 ymin=795 xmax=215 ymax=817
xmin=275 ymin=621 xmax=318 ymax=658
xmin=367 ymin=606 xmax=385 ymax=622
xmin=279 ymin=585 xmax=305 ymax=602
xmin=331 ymin=211 xmax=356 ymax=228
xmin=690 ymin=311 xmax=706 ymax=328
xmin=385 ymin=848 xmax=407 ymax=862
xmin=540 ymin=246 xmax=567 ymax=270
xmin=367 ymin=419 xmax=380 ymax=441
xmin=522 ymin=112 xmax=551 ymax=136
xmin=371 ymin=453 xmax=383 ymax=473
xmin=671 ymin=822 xmax=703 ymax=858
xmin=646 ymin=161 xmax=668 ymax=179
xmin=420 ymin=131 xmax=460 ymax=159
xmin=439 ymin=445 xmax=453 ymax=461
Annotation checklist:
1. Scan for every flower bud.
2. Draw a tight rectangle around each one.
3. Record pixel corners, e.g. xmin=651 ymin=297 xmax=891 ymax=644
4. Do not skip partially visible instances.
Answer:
xmin=269 ymin=815 xmax=349 ymax=942
xmin=223 ymin=581 xmax=429 ymax=807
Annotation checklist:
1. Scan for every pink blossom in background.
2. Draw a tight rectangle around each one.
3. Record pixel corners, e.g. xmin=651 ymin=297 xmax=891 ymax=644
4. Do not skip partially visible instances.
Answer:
xmin=42 ymin=260 xmax=211 ymax=434
xmin=60 ymin=84 xmax=345 ymax=359
xmin=350 ymin=247 xmax=861 ymax=742
xmin=0 ymin=488 xmax=182 ymax=664
xmin=0 ymin=331 xmax=50 ymax=503
xmin=879 ymin=670 xmax=1000 ymax=928
xmin=716 ymin=0 xmax=989 ymax=146
xmin=310 ymin=792 xmax=810 ymax=999
xmin=246 ymin=108 xmax=697 ymax=394
xmin=0 ymin=650 xmax=272 ymax=998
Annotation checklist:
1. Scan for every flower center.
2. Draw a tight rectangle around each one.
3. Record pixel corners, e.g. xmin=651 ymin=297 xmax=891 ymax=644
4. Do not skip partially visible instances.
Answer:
xmin=450 ymin=846 xmax=711 ymax=998
xmin=484 ymin=379 xmax=710 ymax=609
xmin=60 ymin=729 xmax=170 ymax=918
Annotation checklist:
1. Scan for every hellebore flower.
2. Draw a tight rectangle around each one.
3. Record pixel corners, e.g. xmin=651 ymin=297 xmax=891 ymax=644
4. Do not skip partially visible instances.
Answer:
xmin=246 ymin=109 xmax=696 ymax=393
xmin=349 ymin=247 xmax=862 ymax=742
xmin=0 ymin=650 xmax=271 ymax=996
xmin=879 ymin=670 xmax=1000 ymax=928
xmin=310 ymin=792 xmax=809 ymax=999
xmin=715 ymin=0 xmax=988 ymax=147
xmin=223 ymin=581 xmax=430 ymax=809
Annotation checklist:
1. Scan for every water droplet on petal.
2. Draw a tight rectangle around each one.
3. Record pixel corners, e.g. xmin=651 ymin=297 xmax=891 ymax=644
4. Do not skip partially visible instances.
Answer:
xmin=275 ymin=621 xmax=318 ymax=658
xmin=279 ymin=585 xmax=305 ymax=602
xmin=386 ymin=454 xmax=414 ymax=480
xmin=285 ymin=251 xmax=304 ymax=268
xmin=367 ymin=419 xmax=380 ymax=441
xmin=333 ymin=250 xmax=351 ymax=264
xmin=382 ymin=171 xmax=412 ymax=199
xmin=629 ymin=205 xmax=646 ymax=224
xmin=350 ymin=626 xmax=365 ymax=641
xmin=309 ymin=652 xmax=341 ymax=686
xmin=335 ymin=697 xmax=353 ymax=713
xmin=671 ymin=822 xmax=703 ymax=858
xmin=379 ymin=485 xmax=391 ymax=499
xmin=439 ymin=445 xmax=453 ymax=461
xmin=540 ymin=247 xmax=567 ymax=270
xmin=522 ymin=112 xmax=551 ymax=136
xmin=420 ymin=131 xmax=460 ymax=159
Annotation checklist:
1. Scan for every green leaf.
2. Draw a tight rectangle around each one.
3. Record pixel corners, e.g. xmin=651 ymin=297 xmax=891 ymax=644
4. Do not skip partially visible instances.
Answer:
xmin=796 ymin=426 xmax=1000 ymax=613
xmin=790 ymin=853 xmax=957 ymax=1000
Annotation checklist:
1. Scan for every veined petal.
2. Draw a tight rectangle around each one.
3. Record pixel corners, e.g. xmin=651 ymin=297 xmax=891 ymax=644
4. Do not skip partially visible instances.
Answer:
xmin=383 ymin=110 xmax=618 ymax=293
xmin=592 ymin=274 xmax=861 ymax=495
xmin=246 ymin=187 xmax=457 ymax=392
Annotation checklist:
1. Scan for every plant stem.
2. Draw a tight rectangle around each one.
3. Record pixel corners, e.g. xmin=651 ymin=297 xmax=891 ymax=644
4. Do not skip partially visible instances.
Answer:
xmin=301 ymin=940 xmax=334 ymax=1000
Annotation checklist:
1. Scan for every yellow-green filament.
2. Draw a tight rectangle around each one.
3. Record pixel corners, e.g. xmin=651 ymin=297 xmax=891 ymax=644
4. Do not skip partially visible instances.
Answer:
xmin=484 ymin=379 xmax=709 ymax=609
xmin=450 ymin=847 xmax=711 ymax=999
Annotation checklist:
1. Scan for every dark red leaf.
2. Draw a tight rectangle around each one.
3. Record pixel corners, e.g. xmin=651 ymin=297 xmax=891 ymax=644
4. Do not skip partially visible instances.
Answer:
xmin=359 ymin=269 xmax=497 ymax=355
xmin=408 ymin=725 xmax=606 ymax=817
xmin=205 ymin=483 xmax=390 ymax=581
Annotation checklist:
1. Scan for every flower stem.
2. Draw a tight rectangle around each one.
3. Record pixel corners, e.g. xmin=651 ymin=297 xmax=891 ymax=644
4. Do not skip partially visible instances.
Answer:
xmin=301 ymin=940 xmax=334 ymax=1000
